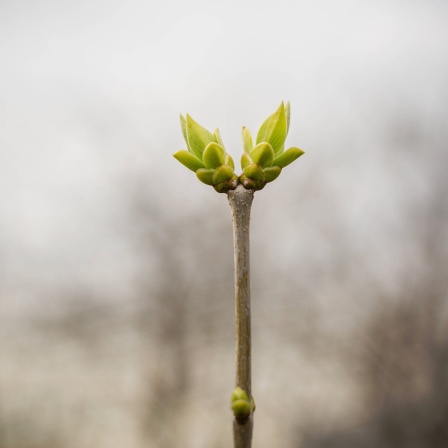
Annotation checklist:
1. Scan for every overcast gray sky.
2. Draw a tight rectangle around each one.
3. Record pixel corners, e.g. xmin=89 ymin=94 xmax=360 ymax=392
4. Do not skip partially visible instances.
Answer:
xmin=1 ymin=0 xmax=447 ymax=312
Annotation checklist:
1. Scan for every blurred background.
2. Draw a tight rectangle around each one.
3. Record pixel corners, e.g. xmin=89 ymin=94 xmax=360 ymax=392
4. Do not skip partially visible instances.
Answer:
xmin=1 ymin=0 xmax=448 ymax=447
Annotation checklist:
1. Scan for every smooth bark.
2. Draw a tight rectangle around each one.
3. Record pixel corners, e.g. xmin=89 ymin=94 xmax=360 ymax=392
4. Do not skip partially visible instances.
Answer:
xmin=228 ymin=184 xmax=254 ymax=448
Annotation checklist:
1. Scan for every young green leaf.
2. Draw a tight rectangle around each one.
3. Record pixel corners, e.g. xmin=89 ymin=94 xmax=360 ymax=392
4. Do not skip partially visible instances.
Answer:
xmin=256 ymin=102 xmax=288 ymax=155
xmin=273 ymin=147 xmax=304 ymax=168
xmin=250 ymin=142 xmax=274 ymax=168
xmin=214 ymin=128 xmax=225 ymax=149
xmin=186 ymin=114 xmax=217 ymax=159
xmin=225 ymin=153 xmax=235 ymax=170
xmin=203 ymin=142 xmax=226 ymax=169
xmin=180 ymin=115 xmax=191 ymax=152
xmin=242 ymin=126 xmax=253 ymax=154
xmin=173 ymin=150 xmax=205 ymax=172
xmin=213 ymin=165 xmax=234 ymax=185
xmin=196 ymin=168 xmax=215 ymax=185
xmin=263 ymin=166 xmax=282 ymax=182
xmin=241 ymin=152 xmax=252 ymax=170
xmin=243 ymin=163 xmax=265 ymax=182
xmin=285 ymin=101 xmax=291 ymax=134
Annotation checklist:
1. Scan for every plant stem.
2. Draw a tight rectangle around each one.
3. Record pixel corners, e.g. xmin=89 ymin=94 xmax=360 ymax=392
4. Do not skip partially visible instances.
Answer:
xmin=228 ymin=184 xmax=254 ymax=448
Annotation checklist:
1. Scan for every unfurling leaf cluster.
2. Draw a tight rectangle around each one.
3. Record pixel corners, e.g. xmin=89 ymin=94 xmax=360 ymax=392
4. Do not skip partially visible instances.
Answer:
xmin=173 ymin=115 xmax=238 ymax=193
xmin=173 ymin=102 xmax=304 ymax=193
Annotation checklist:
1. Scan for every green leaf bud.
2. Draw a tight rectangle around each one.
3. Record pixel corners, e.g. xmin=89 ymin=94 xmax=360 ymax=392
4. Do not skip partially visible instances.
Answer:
xmin=242 ymin=126 xmax=253 ymax=154
xmin=232 ymin=399 xmax=251 ymax=420
xmin=213 ymin=182 xmax=225 ymax=193
xmin=231 ymin=387 xmax=248 ymax=402
xmin=256 ymin=102 xmax=288 ymax=155
xmin=173 ymin=150 xmax=206 ymax=172
xmin=240 ymin=174 xmax=257 ymax=190
xmin=196 ymin=168 xmax=215 ymax=186
xmin=254 ymin=180 xmax=266 ymax=191
xmin=243 ymin=163 xmax=265 ymax=182
xmin=186 ymin=114 xmax=217 ymax=160
xmin=225 ymin=176 xmax=239 ymax=191
xmin=241 ymin=152 xmax=252 ymax=170
xmin=273 ymin=147 xmax=304 ymax=168
xmin=225 ymin=153 xmax=235 ymax=170
xmin=263 ymin=166 xmax=282 ymax=183
xmin=250 ymin=142 xmax=274 ymax=168
xmin=213 ymin=165 xmax=234 ymax=185
xmin=203 ymin=142 xmax=226 ymax=169
xmin=213 ymin=176 xmax=238 ymax=193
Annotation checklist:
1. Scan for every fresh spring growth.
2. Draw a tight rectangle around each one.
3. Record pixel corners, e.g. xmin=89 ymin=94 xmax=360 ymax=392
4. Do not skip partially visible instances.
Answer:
xmin=172 ymin=104 xmax=302 ymax=447
xmin=173 ymin=102 xmax=304 ymax=192
xmin=231 ymin=387 xmax=256 ymax=421
xmin=173 ymin=114 xmax=239 ymax=193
